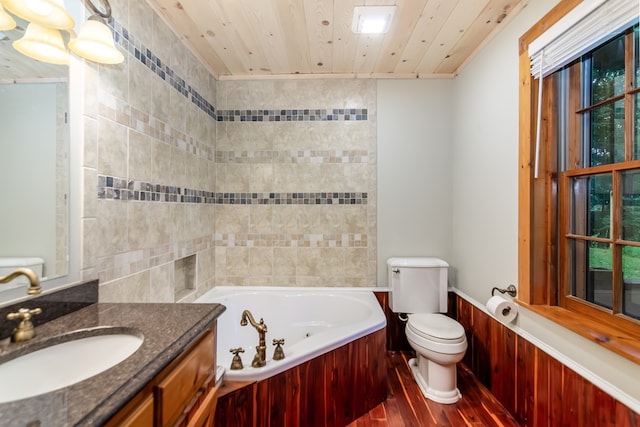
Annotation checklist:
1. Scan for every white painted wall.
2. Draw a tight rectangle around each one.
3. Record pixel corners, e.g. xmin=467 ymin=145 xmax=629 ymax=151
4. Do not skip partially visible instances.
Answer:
xmin=377 ymin=79 xmax=454 ymax=285
xmin=451 ymin=0 xmax=640 ymax=410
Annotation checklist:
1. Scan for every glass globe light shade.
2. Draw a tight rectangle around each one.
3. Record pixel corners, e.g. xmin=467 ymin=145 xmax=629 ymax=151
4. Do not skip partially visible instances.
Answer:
xmin=0 ymin=4 xmax=16 ymax=31
xmin=13 ymin=22 xmax=69 ymax=65
xmin=68 ymin=17 xmax=123 ymax=64
xmin=3 ymin=0 xmax=74 ymax=30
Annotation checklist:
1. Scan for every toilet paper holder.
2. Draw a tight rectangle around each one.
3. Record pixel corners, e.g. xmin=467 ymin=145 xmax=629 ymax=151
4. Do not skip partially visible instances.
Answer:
xmin=491 ymin=284 xmax=517 ymax=298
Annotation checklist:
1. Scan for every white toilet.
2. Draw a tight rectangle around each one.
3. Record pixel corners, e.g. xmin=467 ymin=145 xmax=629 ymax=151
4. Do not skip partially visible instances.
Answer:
xmin=387 ymin=257 xmax=467 ymax=404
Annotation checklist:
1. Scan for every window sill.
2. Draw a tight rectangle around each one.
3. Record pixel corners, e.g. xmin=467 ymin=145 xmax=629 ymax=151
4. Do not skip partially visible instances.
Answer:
xmin=516 ymin=301 xmax=640 ymax=365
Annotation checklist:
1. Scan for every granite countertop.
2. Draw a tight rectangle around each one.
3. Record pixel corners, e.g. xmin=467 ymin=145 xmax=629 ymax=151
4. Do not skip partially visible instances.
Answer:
xmin=0 ymin=302 xmax=226 ymax=426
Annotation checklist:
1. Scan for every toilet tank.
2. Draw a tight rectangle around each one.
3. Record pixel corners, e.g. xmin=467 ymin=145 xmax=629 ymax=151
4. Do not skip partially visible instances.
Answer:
xmin=387 ymin=257 xmax=449 ymax=314
xmin=0 ymin=257 xmax=44 ymax=287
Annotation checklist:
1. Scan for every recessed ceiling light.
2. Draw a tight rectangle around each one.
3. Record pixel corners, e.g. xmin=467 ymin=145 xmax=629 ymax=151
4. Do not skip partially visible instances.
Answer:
xmin=351 ymin=6 xmax=397 ymax=34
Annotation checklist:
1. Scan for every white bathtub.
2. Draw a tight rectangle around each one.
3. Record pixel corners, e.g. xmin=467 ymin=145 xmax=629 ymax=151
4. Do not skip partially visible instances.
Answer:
xmin=194 ymin=286 xmax=387 ymax=382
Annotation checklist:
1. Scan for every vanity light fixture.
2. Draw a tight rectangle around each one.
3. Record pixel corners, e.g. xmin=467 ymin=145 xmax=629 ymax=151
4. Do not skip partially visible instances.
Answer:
xmin=2 ymin=0 xmax=123 ymax=65
xmin=13 ymin=21 xmax=69 ymax=64
xmin=68 ymin=17 xmax=124 ymax=64
xmin=68 ymin=0 xmax=122 ymax=64
xmin=351 ymin=6 xmax=397 ymax=34
xmin=0 ymin=4 xmax=16 ymax=31
xmin=2 ymin=0 xmax=75 ymax=30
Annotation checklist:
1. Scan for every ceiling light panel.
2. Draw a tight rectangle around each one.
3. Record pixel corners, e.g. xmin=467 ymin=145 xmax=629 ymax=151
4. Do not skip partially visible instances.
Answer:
xmin=351 ymin=6 xmax=397 ymax=34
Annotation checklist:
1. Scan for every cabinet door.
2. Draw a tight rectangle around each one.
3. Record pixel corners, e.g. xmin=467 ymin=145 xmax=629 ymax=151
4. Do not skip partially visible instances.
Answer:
xmin=155 ymin=332 xmax=215 ymax=426
xmin=186 ymin=385 xmax=219 ymax=427
xmin=106 ymin=393 xmax=154 ymax=427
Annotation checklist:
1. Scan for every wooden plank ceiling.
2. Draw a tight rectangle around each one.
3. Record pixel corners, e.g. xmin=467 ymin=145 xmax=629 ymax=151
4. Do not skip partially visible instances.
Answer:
xmin=0 ymin=17 xmax=67 ymax=82
xmin=146 ymin=0 xmax=525 ymax=80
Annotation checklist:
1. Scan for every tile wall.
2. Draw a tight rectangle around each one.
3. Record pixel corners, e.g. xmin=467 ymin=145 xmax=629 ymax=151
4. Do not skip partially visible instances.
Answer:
xmin=82 ymin=0 xmax=217 ymax=302
xmin=215 ymin=80 xmax=377 ymax=286
xmin=82 ymin=1 xmax=377 ymax=301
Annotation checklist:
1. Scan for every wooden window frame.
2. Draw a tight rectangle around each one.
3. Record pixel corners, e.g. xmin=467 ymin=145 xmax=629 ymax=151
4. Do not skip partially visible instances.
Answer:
xmin=518 ymin=0 xmax=640 ymax=364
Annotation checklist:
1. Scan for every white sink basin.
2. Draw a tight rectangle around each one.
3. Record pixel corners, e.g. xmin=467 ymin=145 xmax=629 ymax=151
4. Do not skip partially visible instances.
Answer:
xmin=0 ymin=331 xmax=143 ymax=403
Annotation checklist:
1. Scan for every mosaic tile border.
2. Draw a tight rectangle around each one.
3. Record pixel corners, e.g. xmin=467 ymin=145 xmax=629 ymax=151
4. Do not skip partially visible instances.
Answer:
xmin=98 ymin=92 xmax=215 ymax=161
xmin=215 ymin=150 xmax=369 ymax=164
xmin=108 ymin=18 xmax=368 ymax=123
xmin=214 ymin=233 xmax=368 ymax=248
xmin=98 ymin=175 xmax=368 ymax=205
xmin=215 ymin=109 xmax=368 ymax=122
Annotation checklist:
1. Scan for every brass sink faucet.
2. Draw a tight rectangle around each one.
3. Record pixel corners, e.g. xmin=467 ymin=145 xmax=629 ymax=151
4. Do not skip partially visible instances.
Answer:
xmin=0 ymin=268 xmax=42 ymax=295
xmin=240 ymin=309 xmax=267 ymax=367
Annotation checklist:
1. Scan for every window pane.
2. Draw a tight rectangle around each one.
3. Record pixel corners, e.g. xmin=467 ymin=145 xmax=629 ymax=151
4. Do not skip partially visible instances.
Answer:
xmin=622 ymin=170 xmax=640 ymax=241
xmin=571 ymin=174 xmax=612 ymax=238
xmin=622 ymin=246 xmax=640 ymax=319
xmin=590 ymin=100 xmax=625 ymax=166
xmin=635 ymin=93 xmax=640 ymax=159
xmin=570 ymin=239 xmax=613 ymax=309
xmin=591 ymin=33 xmax=625 ymax=104
xmin=635 ymin=25 xmax=639 ymax=88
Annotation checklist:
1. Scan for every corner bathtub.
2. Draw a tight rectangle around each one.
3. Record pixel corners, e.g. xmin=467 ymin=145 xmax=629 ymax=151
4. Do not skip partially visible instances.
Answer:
xmin=194 ymin=286 xmax=386 ymax=382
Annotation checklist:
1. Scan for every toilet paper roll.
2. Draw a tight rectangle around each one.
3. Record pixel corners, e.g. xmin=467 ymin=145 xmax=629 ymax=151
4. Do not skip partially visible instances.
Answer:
xmin=486 ymin=295 xmax=518 ymax=324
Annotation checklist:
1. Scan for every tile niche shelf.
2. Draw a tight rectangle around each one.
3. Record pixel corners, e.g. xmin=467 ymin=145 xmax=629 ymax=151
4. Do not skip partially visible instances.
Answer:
xmin=174 ymin=255 xmax=196 ymax=302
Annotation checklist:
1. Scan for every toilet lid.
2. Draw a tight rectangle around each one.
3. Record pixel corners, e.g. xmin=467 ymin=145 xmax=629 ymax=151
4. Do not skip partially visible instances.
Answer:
xmin=407 ymin=313 xmax=465 ymax=342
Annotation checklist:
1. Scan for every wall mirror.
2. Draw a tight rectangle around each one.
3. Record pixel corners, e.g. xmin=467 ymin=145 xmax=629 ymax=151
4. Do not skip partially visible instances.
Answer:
xmin=0 ymin=3 xmax=81 ymax=305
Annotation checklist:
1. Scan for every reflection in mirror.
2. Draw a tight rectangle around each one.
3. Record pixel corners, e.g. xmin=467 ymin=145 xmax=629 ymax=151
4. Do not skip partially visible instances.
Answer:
xmin=0 ymin=16 xmax=69 ymax=296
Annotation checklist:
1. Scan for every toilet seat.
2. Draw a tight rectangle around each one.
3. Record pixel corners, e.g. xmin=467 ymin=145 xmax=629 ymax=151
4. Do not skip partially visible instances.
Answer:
xmin=407 ymin=313 xmax=465 ymax=343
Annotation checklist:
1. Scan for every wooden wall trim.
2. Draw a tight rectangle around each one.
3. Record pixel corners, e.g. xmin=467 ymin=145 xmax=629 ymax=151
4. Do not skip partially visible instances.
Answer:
xmin=452 ymin=292 xmax=640 ymax=426
xmin=518 ymin=0 xmax=582 ymax=304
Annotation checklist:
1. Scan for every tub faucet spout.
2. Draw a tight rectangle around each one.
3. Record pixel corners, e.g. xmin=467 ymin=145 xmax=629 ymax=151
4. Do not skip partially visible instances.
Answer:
xmin=240 ymin=310 xmax=268 ymax=367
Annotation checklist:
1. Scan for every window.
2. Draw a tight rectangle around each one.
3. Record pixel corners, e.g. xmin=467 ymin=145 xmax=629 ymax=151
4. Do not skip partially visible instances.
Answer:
xmin=560 ymin=27 xmax=640 ymax=321
xmin=519 ymin=0 xmax=640 ymax=363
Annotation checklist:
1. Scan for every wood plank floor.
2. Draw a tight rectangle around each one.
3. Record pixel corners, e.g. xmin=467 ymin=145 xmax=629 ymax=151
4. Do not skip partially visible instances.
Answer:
xmin=347 ymin=352 xmax=520 ymax=427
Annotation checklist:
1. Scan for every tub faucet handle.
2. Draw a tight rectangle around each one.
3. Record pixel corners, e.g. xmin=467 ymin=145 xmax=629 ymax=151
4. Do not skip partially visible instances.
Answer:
xmin=272 ymin=338 xmax=285 ymax=360
xmin=229 ymin=347 xmax=245 ymax=370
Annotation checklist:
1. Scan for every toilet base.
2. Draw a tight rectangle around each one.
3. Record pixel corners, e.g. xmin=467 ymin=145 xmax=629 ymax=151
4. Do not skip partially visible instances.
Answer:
xmin=408 ymin=357 xmax=462 ymax=404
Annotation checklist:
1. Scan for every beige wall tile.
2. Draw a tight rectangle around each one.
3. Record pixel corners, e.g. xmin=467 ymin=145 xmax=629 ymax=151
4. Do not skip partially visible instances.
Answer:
xmin=151 ymin=75 xmax=170 ymax=124
xmin=96 ymin=200 xmax=128 ymax=257
xmin=97 ymin=118 xmax=128 ymax=177
xmin=273 ymin=248 xmax=296 ymax=276
xmin=99 ymin=270 xmax=150 ymax=303
xmin=128 ymin=130 xmax=152 ymax=181
xmin=149 ymin=263 xmax=175 ymax=302
xmin=249 ymin=247 xmax=273 ymax=276
xmin=250 ymin=206 xmax=272 ymax=234
xmin=83 ymin=117 xmax=97 ymax=168
xmin=225 ymin=247 xmax=249 ymax=275
xmin=83 ymin=168 xmax=98 ymax=219
xmin=250 ymin=164 xmax=274 ymax=193
xmin=215 ymin=206 xmax=249 ymax=233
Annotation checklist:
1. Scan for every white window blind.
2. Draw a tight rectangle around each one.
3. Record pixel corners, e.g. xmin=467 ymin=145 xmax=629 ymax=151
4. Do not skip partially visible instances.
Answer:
xmin=529 ymin=0 xmax=638 ymax=79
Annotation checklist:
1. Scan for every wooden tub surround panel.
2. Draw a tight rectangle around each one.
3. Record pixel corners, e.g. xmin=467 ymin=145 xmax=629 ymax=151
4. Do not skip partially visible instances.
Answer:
xmin=453 ymin=293 xmax=640 ymax=426
xmin=215 ymin=328 xmax=387 ymax=427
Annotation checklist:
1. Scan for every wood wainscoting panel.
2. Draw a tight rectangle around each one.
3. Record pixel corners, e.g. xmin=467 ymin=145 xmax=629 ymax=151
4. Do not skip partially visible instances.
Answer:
xmin=490 ymin=316 xmax=517 ymax=415
xmin=214 ymin=381 xmax=255 ymax=427
xmin=453 ymin=294 xmax=640 ymax=427
xmin=374 ymin=291 xmax=411 ymax=352
xmin=215 ymin=328 xmax=387 ymax=427
xmin=299 ymin=353 xmax=328 ymax=426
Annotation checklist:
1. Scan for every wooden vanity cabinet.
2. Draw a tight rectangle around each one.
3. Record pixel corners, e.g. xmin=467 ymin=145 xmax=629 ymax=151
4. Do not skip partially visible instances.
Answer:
xmin=106 ymin=325 xmax=218 ymax=427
